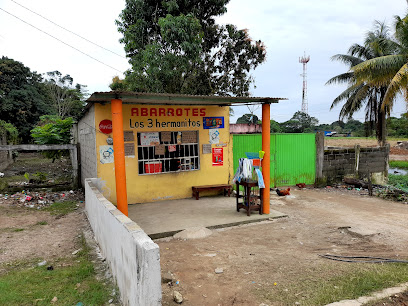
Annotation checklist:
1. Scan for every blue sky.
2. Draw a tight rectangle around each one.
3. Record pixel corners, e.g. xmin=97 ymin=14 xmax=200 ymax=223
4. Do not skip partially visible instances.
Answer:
xmin=0 ymin=0 xmax=407 ymax=124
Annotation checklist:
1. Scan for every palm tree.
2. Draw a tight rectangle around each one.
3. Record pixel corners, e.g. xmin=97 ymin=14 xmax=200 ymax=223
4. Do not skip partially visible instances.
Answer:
xmin=326 ymin=21 xmax=396 ymax=145
xmin=352 ymin=15 xmax=408 ymax=114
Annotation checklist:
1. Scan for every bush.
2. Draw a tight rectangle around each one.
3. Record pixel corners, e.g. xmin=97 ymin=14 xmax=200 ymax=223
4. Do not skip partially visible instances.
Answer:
xmin=30 ymin=116 xmax=74 ymax=162
xmin=388 ymin=174 xmax=408 ymax=193
xmin=0 ymin=120 xmax=18 ymax=144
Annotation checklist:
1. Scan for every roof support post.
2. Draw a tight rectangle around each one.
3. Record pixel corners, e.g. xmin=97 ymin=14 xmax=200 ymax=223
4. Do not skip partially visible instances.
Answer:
xmin=262 ymin=103 xmax=270 ymax=214
xmin=111 ymin=99 xmax=128 ymax=216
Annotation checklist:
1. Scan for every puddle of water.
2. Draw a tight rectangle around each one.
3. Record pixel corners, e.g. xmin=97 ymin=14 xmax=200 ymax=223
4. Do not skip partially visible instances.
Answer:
xmin=389 ymin=168 xmax=408 ymax=175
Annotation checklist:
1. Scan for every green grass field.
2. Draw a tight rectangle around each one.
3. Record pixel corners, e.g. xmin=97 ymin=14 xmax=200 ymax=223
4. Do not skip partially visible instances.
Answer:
xmin=262 ymin=262 xmax=408 ymax=305
xmin=389 ymin=160 xmax=408 ymax=169
xmin=0 ymin=236 xmax=116 ymax=305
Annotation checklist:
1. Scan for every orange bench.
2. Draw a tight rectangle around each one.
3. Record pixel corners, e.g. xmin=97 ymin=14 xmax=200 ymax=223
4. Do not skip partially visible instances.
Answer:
xmin=192 ymin=184 xmax=232 ymax=200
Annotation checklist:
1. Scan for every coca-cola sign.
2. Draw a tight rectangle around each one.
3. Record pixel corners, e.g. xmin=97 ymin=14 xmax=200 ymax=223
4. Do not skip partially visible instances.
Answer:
xmin=99 ymin=119 xmax=112 ymax=134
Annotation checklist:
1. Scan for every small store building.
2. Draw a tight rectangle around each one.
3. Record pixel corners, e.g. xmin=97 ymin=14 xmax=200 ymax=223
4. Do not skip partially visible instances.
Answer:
xmin=78 ymin=92 xmax=281 ymax=211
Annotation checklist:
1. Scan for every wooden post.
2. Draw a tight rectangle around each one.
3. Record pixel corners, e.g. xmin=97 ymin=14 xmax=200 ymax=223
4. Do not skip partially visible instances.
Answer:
xmin=262 ymin=103 xmax=270 ymax=214
xmin=69 ymin=144 xmax=79 ymax=189
xmin=111 ymin=99 xmax=128 ymax=216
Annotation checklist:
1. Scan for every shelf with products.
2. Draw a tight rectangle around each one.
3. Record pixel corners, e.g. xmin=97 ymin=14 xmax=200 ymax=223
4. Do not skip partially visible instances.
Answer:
xmin=137 ymin=131 xmax=200 ymax=175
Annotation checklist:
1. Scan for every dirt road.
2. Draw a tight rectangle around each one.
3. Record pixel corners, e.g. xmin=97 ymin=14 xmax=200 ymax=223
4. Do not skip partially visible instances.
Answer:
xmin=158 ymin=189 xmax=408 ymax=305
xmin=324 ymin=137 xmax=408 ymax=161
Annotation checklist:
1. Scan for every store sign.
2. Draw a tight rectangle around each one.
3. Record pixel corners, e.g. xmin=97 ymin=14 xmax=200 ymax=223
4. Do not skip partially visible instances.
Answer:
xmin=129 ymin=106 xmax=210 ymax=129
xmin=99 ymin=120 xmax=112 ymax=134
xmin=212 ymin=148 xmax=223 ymax=166
xmin=203 ymin=117 xmax=224 ymax=129
xmin=131 ymin=107 xmax=206 ymax=117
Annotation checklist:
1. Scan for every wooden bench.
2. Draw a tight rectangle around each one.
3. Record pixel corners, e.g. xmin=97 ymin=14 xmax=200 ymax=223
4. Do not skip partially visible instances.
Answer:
xmin=192 ymin=184 xmax=232 ymax=200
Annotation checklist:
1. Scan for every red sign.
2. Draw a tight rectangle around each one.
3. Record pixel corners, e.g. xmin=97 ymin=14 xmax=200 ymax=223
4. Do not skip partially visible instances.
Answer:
xmin=212 ymin=148 xmax=223 ymax=166
xmin=99 ymin=119 xmax=112 ymax=134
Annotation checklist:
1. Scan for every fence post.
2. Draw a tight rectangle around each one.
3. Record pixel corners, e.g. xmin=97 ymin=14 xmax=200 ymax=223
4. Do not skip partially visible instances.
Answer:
xmin=385 ymin=143 xmax=390 ymax=180
xmin=354 ymin=144 xmax=360 ymax=177
xmin=70 ymin=144 xmax=79 ymax=189
xmin=315 ymin=132 xmax=324 ymax=184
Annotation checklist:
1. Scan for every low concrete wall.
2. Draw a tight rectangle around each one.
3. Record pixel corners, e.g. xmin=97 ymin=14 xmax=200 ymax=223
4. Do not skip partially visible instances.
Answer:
xmin=84 ymin=179 xmax=161 ymax=306
xmin=322 ymin=145 xmax=389 ymax=184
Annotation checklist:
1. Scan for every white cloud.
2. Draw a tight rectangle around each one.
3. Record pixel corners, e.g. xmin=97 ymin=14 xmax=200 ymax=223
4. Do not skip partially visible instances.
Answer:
xmin=0 ymin=0 xmax=406 ymax=124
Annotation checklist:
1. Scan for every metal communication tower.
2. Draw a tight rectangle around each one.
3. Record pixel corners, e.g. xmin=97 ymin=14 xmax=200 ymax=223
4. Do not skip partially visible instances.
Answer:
xmin=299 ymin=52 xmax=310 ymax=114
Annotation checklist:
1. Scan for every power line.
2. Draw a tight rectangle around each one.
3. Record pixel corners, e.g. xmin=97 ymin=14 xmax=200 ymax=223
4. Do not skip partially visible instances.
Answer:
xmin=0 ymin=7 xmax=123 ymax=73
xmin=10 ymin=0 xmax=127 ymax=60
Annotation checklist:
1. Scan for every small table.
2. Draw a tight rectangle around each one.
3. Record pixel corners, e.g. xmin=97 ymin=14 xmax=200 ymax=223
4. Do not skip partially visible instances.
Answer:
xmin=236 ymin=179 xmax=263 ymax=216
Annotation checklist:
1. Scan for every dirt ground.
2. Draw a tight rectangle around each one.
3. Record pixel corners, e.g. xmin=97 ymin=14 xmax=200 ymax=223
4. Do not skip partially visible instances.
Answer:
xmin=0 ymin=192 xmax=85 ymax=266
xmin=1 ymin=145 xmax=407 ymax=305
xmin=158 ymin=188 xmax=408 ymax=305
xmin=324 ymin=138 xmax=404 ymax=148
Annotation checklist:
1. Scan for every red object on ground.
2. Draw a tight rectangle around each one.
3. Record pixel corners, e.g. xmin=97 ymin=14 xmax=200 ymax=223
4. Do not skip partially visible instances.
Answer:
xmin=99 ymin=119 xmax=113 ymax=134
xmin=25 ymin=196 xmax=32 ymax=201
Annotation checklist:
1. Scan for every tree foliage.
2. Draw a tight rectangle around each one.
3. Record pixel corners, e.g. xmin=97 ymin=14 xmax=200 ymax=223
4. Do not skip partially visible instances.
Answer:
xmin=0 ymin=57 xmax=54 ymax=142
xmin=280 ymin=111 xmax=318 ymax=133
xmin=0 ymin=120 xmax=18 ymax=144
xmin=270 ymin=119 xmax=281 ymax=133
xmin=236 ymin=113 xmax=260 ymax=124
xmin=115 ymin=0 xmax=266 ymax=96
xmin=31 ymin=115 xmax=74 ymax=144
xmin=30 ymin=115 xmax=74 ymax=162
xmin=44 ymin=71 xmax=87 ymax=120
xmin=352 ymin=14 xmax=408 ymax=111
xmin=387 ymin=113 xmax=408 ymax=137
xmin=326 ymin=21 xmax=396 ymax=145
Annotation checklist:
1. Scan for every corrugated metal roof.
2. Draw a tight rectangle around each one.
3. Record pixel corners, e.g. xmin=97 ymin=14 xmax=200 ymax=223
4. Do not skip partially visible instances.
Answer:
xmin=86 ymin=91 xmax=287 ymax=106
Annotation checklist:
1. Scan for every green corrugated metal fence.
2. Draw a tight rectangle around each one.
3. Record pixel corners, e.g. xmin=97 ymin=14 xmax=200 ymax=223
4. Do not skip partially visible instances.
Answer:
xmin=232 ymin=133 xmax=316 ymax=187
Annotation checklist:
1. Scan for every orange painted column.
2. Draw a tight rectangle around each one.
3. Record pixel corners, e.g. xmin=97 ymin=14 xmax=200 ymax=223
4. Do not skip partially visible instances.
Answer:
xmin=111 ymin=99 xmax=128 ymax=216
xmin=262 ymin=103 xmax=270 ymax=214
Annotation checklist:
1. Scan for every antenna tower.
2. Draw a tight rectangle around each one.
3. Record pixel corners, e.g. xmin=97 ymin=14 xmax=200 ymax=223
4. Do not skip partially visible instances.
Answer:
xmin=299 ymin=52 xmax=310 ymax=114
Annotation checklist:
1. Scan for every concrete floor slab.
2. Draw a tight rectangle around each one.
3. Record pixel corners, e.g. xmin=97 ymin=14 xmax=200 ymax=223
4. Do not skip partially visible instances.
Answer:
xmin=128 ymin=196 xmax=287 ymax=239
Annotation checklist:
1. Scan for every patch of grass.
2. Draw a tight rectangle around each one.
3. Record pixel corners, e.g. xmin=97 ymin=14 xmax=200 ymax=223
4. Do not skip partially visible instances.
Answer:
xmin=261 ymin=263 xmax=408 ymax=305
xmin=12 ymin=228 xmax=24 ymax=232
xmin=36 ymin=221 xmax=48 ymax=226
xmin=389 ymin=160 xmax=408 ymax=170
xmin=0 ymin=175 xmax=26 ymax=191
xmin=388 ymin=174 xmax=408 ymax=192
xmin=0 ymin=236 xmax=115 ymax=305
xmin=44 ymin=201 xmax=77 ymax=216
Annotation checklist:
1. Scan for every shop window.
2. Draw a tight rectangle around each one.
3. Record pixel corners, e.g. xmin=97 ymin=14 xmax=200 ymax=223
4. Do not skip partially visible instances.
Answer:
xmin=137 ymin=131 xmax=200 ymax=175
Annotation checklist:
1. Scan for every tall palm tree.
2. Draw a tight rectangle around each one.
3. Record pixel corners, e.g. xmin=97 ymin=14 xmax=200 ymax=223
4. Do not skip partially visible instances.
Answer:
xmin=352 ymin=14 xmax=408 ymax=116
xmin=326 ymin=21 xmax=396 ymax=145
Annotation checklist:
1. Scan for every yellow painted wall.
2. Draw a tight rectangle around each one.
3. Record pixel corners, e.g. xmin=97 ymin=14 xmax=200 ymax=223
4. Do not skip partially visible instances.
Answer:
xmin=94 ymin=103 xmax=233 ymax=204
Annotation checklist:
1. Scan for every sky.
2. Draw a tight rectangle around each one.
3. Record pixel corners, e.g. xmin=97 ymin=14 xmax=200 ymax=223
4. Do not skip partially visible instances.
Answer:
xmin=0 ymin=0 xmax=407 ymax=124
